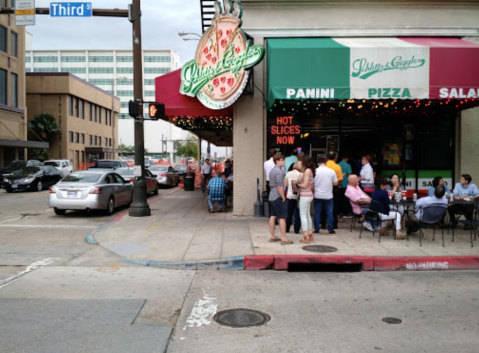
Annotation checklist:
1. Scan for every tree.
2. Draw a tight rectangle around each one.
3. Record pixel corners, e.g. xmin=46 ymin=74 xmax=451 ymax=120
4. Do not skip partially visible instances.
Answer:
xmin=28 ymin=114 xmax=60 ymax=140
xmin=29 ymin=148 xmax=50 ymax=161
xmin=176 ymin=140 xmax=198 ymax=158
xmin=118 ymin=143 xmax=147 ymax=156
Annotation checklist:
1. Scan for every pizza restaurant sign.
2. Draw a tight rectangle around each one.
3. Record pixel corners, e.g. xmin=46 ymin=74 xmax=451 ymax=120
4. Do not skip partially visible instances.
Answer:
xmin=180 ymin=0 xmax=265 ymax=110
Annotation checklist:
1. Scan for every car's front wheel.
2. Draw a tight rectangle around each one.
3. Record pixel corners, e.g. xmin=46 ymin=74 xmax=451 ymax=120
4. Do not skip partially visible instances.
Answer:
xmin=54 ymin=209 xmax=66 ymax=215
xmin=153 ymin=184 xmax=159 ymax=195
xmin=35 ymin=181 xmax=42 ymax=191
xmin=105 ymin=197 xmax=115 ymax=215
xmin=5 ymin=187 xmax=13 ymax=193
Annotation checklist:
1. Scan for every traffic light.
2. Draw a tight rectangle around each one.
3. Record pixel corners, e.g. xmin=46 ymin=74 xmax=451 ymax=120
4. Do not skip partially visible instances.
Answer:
xmin=148 ymin=102 xmax=165 ymax=121
xmin=128 ymin=100 xmax=141 ymax=117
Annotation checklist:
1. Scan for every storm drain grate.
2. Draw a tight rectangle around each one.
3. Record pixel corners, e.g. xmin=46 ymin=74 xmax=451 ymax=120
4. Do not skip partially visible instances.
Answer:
xmin=382 ymin=317 xmax=402 ymax=324
xmin=214 ymin=309 xmax=270 ymax=328
xmin=302 ymin=245 xmax=338 ymax=253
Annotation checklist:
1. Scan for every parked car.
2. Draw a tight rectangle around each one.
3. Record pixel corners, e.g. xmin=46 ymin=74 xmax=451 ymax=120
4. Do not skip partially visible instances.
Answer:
xmin=0 ymin=159 xmax=45 ymax=187
xmin=148 ymin=165 xmax=179 ymax=187
xmin=173 ymin=164 xmax=190 ymax=179
xmin=144 ymin=159 xmax=155 ymax=168
xmin=48 ymin=170 xmax=133 ymax=215
xmin=3 ymin=165 xmax=63 ymax=192
xmin=43 ymin=159 xmax=73 ymax=177
xmin=115 ymin=167 xmax=159 ymax=195
xmin=87 ymin=160 xmax=129 ymax=169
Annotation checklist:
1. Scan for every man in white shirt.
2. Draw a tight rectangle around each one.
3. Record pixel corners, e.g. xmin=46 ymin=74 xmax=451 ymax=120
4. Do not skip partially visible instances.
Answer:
xmin=313 ymin=157 xmax=338 ymax=234
xmin=201 ymin=159 xmax=213 ymax=193
xmin=263 ymin=148 xmax=276 ymax=192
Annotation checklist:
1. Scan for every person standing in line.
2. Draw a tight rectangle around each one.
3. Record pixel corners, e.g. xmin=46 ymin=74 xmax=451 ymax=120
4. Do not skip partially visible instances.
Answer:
xmin=284 ymin=150 xmax=298 ymax=175
xmin=297 ymin=156 xmax=316 ymax=243
xmin=268 ymin=154 xmax=293 ymax=245
xmin=338 ymin=153 xmax=353 ymax=218
xmin=313 ymin=157 xmax=338 ymax=235
xmin=326 ymin=151 xmax=343 ymax=229
xmin=358 ymin=154 xmax=374 ymax=195
xmin=284 ymin=161 xmax=303 ymax=234
xmin=264 ymin=148 xmax=276 ymax=192
xmin=201 ymin=158 xmax=212 ymax=193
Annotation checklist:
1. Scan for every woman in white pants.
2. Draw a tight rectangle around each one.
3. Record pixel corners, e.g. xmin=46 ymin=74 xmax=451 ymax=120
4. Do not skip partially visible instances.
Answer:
xmin=297 ymin=156 xmax=316 ymax=244
xmin=372 ymin=178 xmax=407 ymax=239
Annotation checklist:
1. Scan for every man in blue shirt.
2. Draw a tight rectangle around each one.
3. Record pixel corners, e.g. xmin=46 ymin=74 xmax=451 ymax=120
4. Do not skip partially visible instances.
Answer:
xmin=449 ymin=174 xmax=479 ymax=228
xmin=207 ymin=171 xmax=228 ymax=213
xmin=284 ymin=150 xmax=298 ymax=173
xmin=406 ymin=184 xmax=448 ymax=234
xmin=338 ymin=154 xmax=353 ymax=218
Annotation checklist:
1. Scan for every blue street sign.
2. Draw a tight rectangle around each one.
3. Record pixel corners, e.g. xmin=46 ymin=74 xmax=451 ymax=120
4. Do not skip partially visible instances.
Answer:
xmin=50 ymin=2 xmax=92 ymax=17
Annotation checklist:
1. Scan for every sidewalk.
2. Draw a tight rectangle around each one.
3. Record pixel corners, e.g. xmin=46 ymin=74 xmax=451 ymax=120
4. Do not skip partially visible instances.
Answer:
xmin=92 ymin=188 xmax=479 ymax=270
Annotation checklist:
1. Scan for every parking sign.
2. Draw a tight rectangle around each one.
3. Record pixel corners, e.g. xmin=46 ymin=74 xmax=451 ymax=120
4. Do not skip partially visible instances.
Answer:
xmin=15 ymin=0 xmax=35 ymax=26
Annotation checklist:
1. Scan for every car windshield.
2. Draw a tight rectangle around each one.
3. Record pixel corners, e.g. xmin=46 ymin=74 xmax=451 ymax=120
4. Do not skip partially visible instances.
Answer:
xmin=175 ymin=165 xmax=187 ymax=171
xmin=5 ymin=162 xmax=25 ymax=169
xmin=44 ymin=161 xmax=60 ymax=167
xmin=96 ymin=161 xmax=119 ymax=168
xmin=16 ymin=167 xmax=40 ymax=174
xmin=62 ymin=173 xmax=101 ymax=183
xmin=150 ymin=166 xmax=168 ymax=171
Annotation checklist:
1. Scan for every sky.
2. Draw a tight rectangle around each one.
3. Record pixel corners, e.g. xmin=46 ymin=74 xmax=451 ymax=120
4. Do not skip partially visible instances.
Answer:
xmin=27 ymin=0 xmax=203 ymax=65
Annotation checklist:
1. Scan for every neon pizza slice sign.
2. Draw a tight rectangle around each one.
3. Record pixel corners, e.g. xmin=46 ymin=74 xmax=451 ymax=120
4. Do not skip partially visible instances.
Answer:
xmin=180 ymin=0 xmax=265 ymax=110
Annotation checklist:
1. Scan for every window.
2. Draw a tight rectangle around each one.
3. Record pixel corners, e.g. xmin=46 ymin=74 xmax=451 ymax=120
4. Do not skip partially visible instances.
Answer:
xmin=10 ymin=73 xmax=17 ymax=107
xmin=144 ymin=56 xmax=171 ymax=62
xmin=89 ymin=135 xmax=93 ymax=145
xmin=34 ymin=68 xmax=58 ymax=72
xmin=118 ymin=113 xmax=130 ymax=119
xmin=120 ymin=102 xmax=129 ymax=108
xmin=68 ymin=96 xmax=73 ymax=115
xmin=25 ymin=56 xmax=31 ymax=63
xmin=74 ymin=97 xmax=79 ymax=117
xmin=25 ymin=68 xmax=31 ymax=72
xmin=75 ymin=132 xmax=79 ymax=143
xmin=89 ymin=56 xmax=113 ymax=62
xmin=81 ymin=133 xmax=85 ymax=144
xmin=0 ymin=69 xmax=6 ymax=105
xmin=117 ymin=79 xmax=132 ymax=85
xmin=61 ymin=56 xmax=86 ymax=62
xmin=69 ymin=131 xmax=74 ymax=143
xmin=117 ymin=67 xmax=133 ymax=74
xmin=79 ymin=100 xmax=84 ymax=119
xmin=89 ymin=79 xmax=114 ymax=86
xmin=11 ymin=31 xmax=18 ymax=57
xmin=108 ymin=110 xmax=112 ymax=126
xmin=93 ymin=104 xmax=97 ymax=122
xmin=0 ymin=26 xmax=7 ymax=53
xmin=116 ymin=56 xmax=133 ymax=62
xmin=61 ymin=67 xmax=86 ymax=74
xmin=34 ymin=56 xmax=58 ymax=62
xmin=144 ymin=79 xmax=155 ymax=86
xmin=89 ymin=67 xmax=114 ymax=74
xmin=117 ymin=90 xmax=134 ymax=97
xmin=144 ymin=67 xmax=171 ymax=74
xmin=144 ymin=91 xmax=155 ymax=97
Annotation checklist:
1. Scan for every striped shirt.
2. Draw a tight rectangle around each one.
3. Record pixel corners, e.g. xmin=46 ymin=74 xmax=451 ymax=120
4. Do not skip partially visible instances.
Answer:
xmin=299 ymin=169 xmax=314 ymax=197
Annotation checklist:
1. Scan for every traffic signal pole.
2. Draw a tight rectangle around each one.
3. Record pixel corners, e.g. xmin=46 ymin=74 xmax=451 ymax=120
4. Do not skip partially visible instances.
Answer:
xmin=128 ymin=0 xmax=151 ymax=217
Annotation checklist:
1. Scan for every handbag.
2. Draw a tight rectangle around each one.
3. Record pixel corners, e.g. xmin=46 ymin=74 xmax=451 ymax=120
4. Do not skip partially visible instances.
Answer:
xmin=292 ymin=173 xmax=303 ymax=195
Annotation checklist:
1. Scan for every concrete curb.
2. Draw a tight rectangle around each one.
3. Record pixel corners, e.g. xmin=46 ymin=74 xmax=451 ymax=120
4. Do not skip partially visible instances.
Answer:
xmin=244 ymin=255 xmax=479 ymax=271
xmin=124 ymin=256 xmax=245 ymax=271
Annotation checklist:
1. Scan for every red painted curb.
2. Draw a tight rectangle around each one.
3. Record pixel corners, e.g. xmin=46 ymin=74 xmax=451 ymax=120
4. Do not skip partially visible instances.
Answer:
xmin=244 ymin=255 xmax=479 ymax=271
xmin=244 ymin=255 xmax=274 ymax=270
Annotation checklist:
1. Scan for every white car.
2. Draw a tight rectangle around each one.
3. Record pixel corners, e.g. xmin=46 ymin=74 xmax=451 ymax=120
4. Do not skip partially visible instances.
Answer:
xmin=44 ymin=159 xmax=73 ymax=177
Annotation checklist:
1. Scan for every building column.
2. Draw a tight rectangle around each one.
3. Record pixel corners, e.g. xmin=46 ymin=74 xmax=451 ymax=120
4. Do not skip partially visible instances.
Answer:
xmin=459 ymin=106 xmax=479 ymax=182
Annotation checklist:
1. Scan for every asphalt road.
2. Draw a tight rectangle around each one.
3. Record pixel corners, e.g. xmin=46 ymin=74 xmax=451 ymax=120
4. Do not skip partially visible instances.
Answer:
xmin=1 ymin=189 xmax=479 ymax=353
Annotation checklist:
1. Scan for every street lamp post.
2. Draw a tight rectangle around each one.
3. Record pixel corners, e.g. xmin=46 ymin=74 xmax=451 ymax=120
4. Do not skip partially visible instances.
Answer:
xmin=128 ymin=0 xmax=150 ymax=217
xmin=111 ymin=76 xmax=128 ymax=159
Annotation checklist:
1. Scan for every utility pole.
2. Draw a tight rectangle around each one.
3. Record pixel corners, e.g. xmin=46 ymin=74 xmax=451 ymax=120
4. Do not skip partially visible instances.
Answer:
xmin=128 ymin=0 xmax=150 ymax=217
xmin=161 ymin=134 xmax=164 ymax=159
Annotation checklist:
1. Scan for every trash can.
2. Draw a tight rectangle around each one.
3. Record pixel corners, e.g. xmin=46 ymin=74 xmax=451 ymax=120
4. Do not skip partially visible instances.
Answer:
xmin=184 ymin=174 xmax=195 ymax=191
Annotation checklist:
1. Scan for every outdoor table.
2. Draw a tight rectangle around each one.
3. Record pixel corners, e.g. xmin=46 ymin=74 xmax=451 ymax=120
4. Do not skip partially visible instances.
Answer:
xmin=390 ymin=198 xmax=416 ymax=219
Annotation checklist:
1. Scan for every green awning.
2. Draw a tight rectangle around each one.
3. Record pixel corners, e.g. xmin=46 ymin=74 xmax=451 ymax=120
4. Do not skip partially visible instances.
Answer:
xmin=267 ymin=38 xmax=350 ymax=108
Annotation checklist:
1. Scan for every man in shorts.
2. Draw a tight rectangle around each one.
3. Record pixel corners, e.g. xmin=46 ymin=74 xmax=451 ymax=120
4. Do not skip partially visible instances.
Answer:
xmin=268 ymin=154 xmax=293 ymax=245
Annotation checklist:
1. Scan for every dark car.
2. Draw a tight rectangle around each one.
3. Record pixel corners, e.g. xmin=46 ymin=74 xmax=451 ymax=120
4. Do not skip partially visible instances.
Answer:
xmin=0 ymin=160 xmax=43 ymax=188
xmin=3 ymin=165 xmax=63 ymax=192
xmin=174 ymin=164 xmax=190 ymax=178
xmin=87 ymin=160 xmax=129 ymax=169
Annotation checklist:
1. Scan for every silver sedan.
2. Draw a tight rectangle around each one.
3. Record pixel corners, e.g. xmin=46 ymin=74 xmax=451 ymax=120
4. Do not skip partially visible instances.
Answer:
xmin=48 ymin=170 xmax=133 ymax=215
xmin=148 ymin=165 xmax=179 ymax=187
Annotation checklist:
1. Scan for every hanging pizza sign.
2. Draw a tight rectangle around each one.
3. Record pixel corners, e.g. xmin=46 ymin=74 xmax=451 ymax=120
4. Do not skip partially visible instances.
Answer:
xmin=180 ymin=0 xmax=265 ymax=110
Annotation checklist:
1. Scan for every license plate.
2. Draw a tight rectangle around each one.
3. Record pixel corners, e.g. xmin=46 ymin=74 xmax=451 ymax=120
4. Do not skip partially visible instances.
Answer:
xmin=12 ymin=184 xmax=18 ymax=189
xmin=67 ymin=191 xmax=78 ymax=197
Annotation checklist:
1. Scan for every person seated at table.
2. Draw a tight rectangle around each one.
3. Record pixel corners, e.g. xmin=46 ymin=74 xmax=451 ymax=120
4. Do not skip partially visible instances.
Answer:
xmin=371 ymin=178 xmax=406 ymax=239
xmin=407 ymin=184 xmax=448 ymax=234
xmin=428 ymin=176 xmax=452 ymax=197
xmin=448 ymin=174 xmax=479 ymax=228
xmin=207 ymin=171 xmax=228 ymax=213
xmin=345 ymin=174 xmax=371 ymax=222
xmin=387 ymin=173 xmax=406 ymax=218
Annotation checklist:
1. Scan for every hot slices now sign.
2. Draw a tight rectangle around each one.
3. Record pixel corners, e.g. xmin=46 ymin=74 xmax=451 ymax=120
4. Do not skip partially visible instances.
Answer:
xmin=180 ymin=0 xmax=265 ymax=110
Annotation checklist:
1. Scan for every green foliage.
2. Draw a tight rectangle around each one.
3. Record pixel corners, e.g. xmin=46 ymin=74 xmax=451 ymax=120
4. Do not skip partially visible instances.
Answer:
xmin=28 ymin=114 xmax=60 ymax=138
xmin=28 ymin=148 xmax=50 ymax=161
xmin=176 ymin=140 xmax=198 ymax=158
xmin=119 ymin=143 xmax=148 ymax=155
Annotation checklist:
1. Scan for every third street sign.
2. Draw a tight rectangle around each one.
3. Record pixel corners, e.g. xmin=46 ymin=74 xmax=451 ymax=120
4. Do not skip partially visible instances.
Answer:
xmin=50 ymin=2 xmax=92 ymax=17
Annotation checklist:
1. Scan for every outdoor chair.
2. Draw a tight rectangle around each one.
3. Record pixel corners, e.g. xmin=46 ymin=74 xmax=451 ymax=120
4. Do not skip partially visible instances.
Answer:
xmin=457 ymin=214 xmax=478 ymax=247
xmin=348 ymin=197 xmax=369 ymax=232
xmin=359 ymin=200 xmax=381 ymax=242
xmin=410 ymin=205 xmax=447 ymax=247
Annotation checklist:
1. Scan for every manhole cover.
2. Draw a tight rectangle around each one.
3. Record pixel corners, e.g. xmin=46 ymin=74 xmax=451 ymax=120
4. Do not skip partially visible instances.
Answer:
xmin=214 ymin=309 xmax=270 ymax=328
xmin=382 ymin=317 xmax=402 ymax=324
xmin=302 ymin=245 xmax=338 ymax=253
